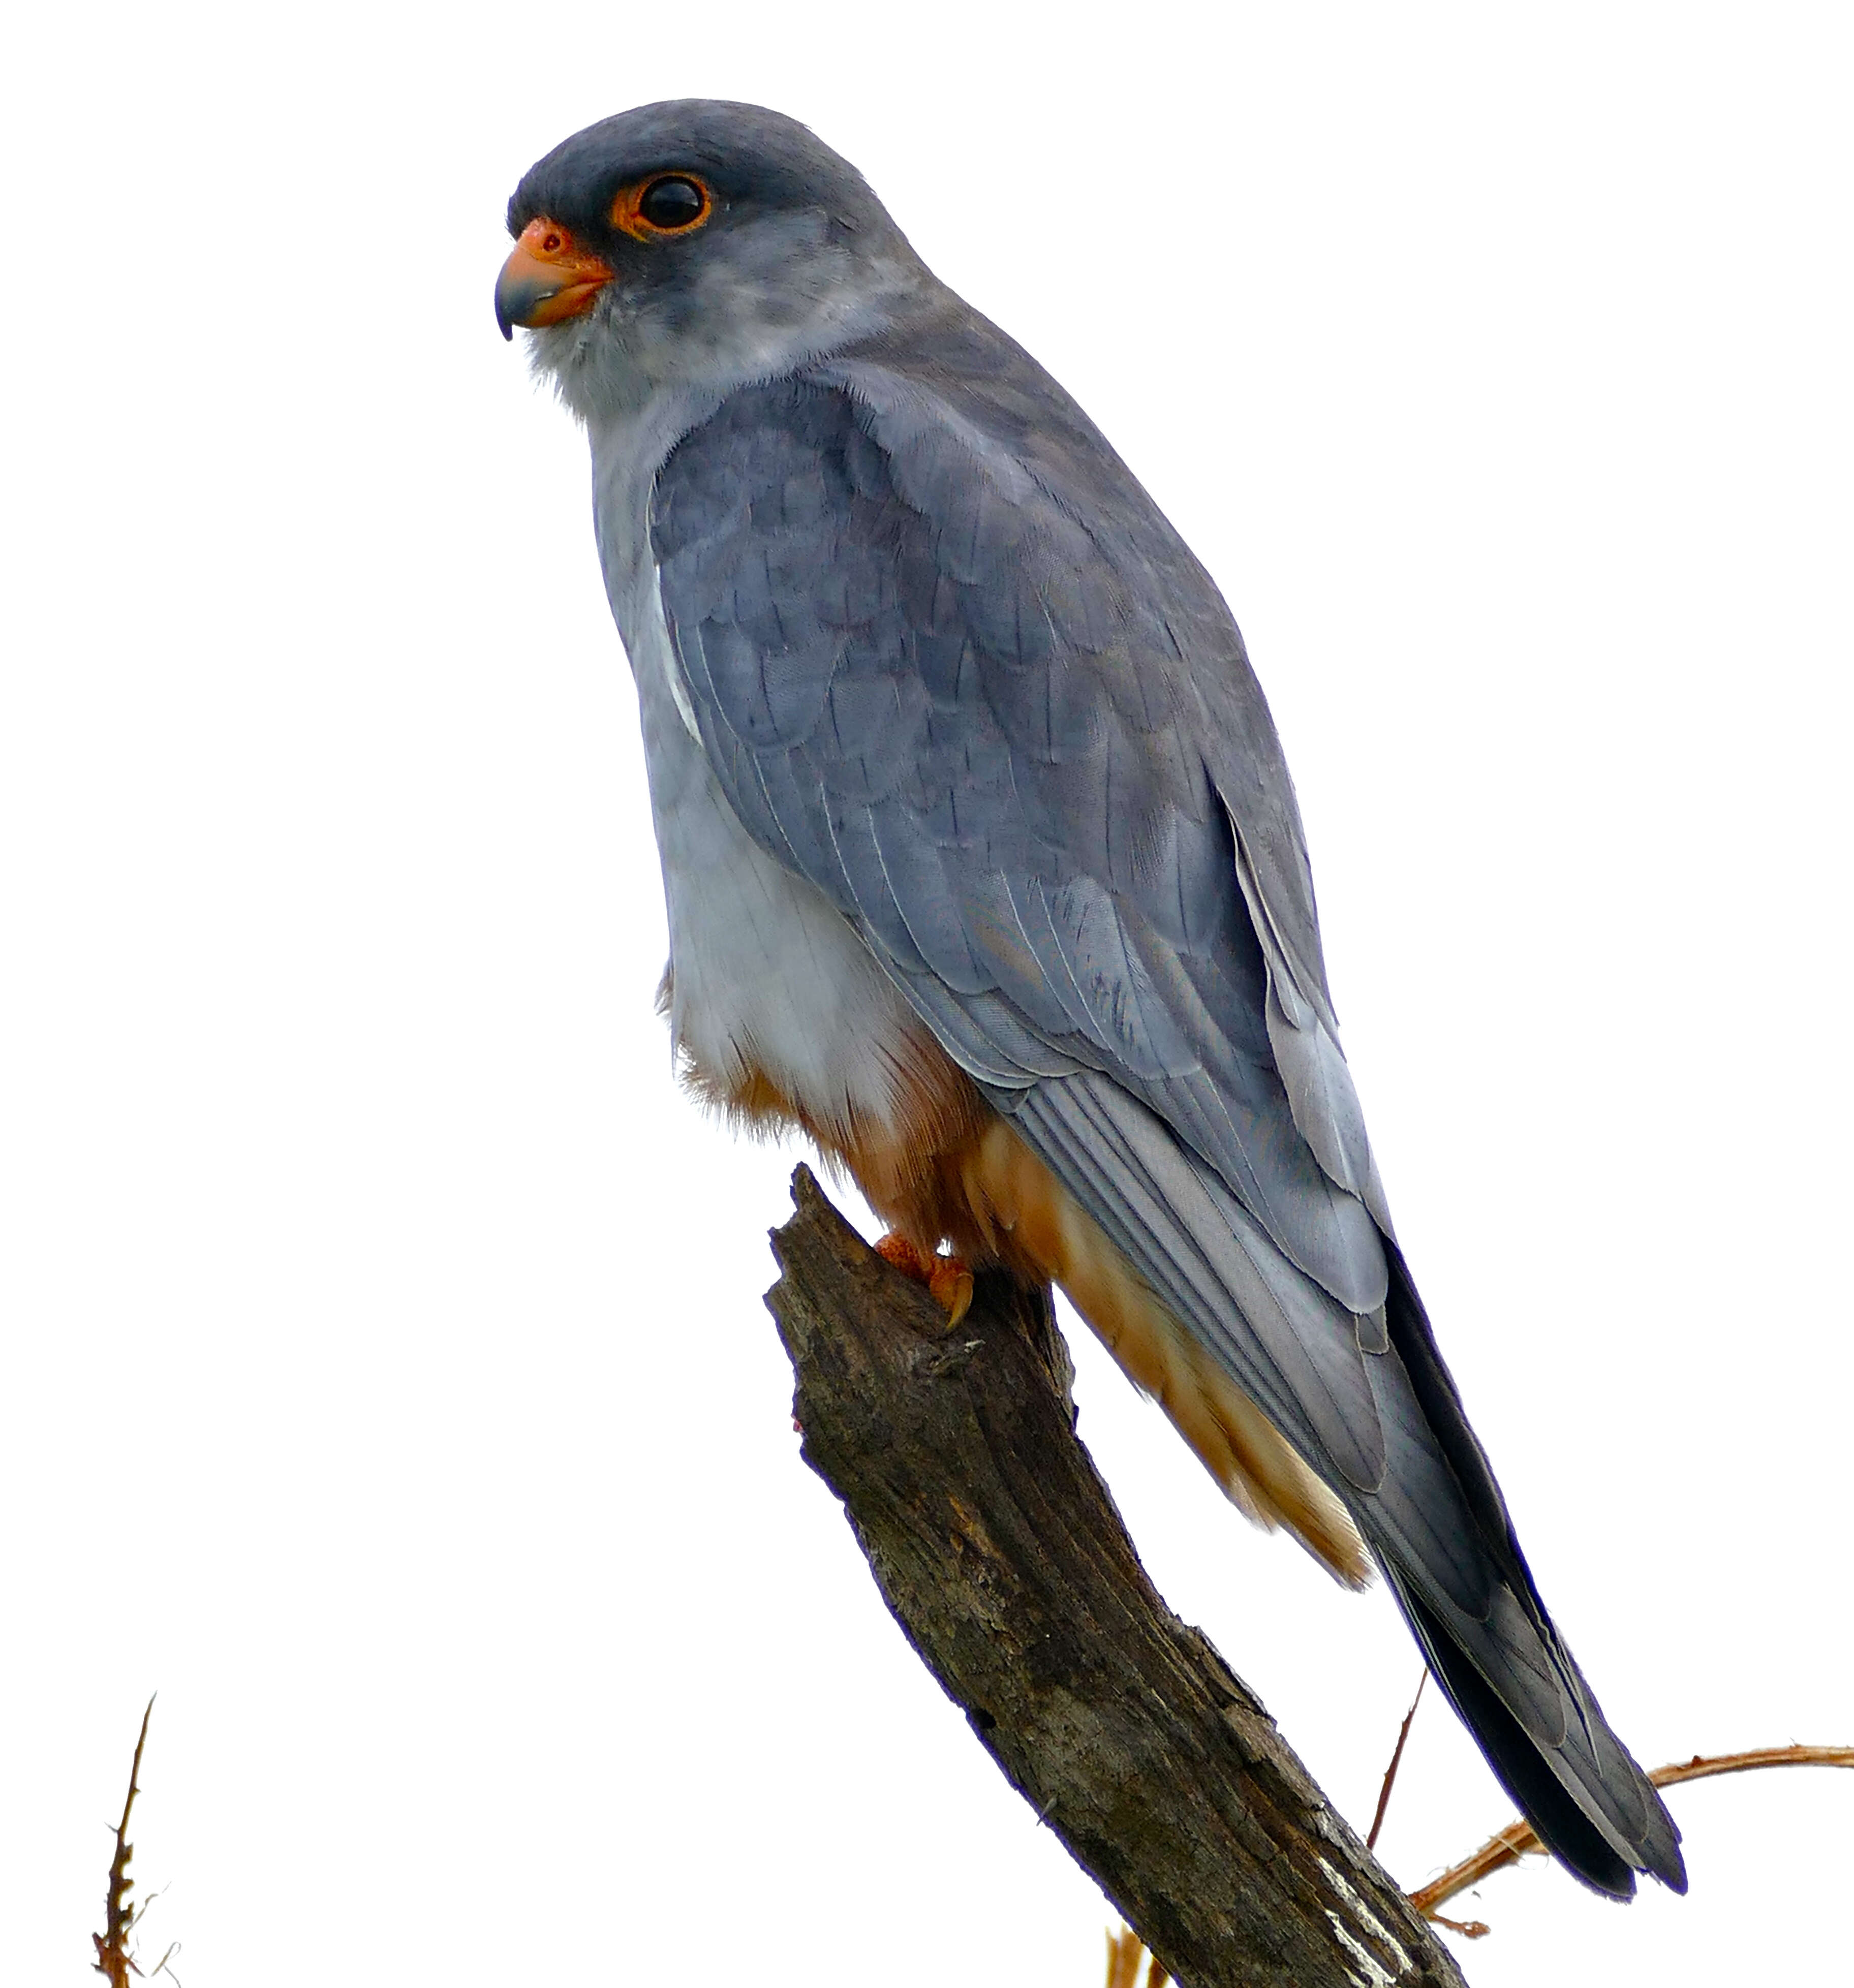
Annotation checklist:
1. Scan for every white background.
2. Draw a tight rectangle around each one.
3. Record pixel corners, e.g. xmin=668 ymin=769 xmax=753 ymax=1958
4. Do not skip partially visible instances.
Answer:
xmin=2 ymin=5 xmax=1849 ymax=1983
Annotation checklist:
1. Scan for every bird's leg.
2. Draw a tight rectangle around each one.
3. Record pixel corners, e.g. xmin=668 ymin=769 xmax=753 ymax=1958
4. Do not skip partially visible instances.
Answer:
xmin=874 ymin=1232 xmax=975 ymax=1326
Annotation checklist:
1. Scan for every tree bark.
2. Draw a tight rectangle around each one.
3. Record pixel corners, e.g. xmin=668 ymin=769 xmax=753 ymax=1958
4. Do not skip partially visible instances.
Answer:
xmin=765 ymin=1166 xmax=1467 ymax=1988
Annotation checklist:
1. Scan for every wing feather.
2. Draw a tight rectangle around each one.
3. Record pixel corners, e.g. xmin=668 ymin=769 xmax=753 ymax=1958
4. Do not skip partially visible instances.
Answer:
xmin=642 ymin=353 xmax=1683 ymax=1894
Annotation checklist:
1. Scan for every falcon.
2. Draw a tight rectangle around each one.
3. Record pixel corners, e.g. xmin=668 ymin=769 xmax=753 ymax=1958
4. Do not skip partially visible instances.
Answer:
xmin=496 ymin=99 xmax=1684 ymax=1899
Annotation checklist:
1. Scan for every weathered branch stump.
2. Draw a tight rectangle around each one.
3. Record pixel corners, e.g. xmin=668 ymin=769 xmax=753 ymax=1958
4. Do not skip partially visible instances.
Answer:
xmin=765 ymin=1165 xmax=1466 ymax=1988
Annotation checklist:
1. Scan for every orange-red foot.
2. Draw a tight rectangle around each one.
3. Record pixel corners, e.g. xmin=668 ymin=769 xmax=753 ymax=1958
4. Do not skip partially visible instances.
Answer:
xmin=875 ymin=1232 xmax=976 ymax=1326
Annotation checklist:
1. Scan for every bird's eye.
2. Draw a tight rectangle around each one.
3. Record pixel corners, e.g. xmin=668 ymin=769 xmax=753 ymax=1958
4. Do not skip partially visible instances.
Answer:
xmin=541 ymin=229 xmax=564 ymax=254
xmin=619 ymin=174 xmax=712 ymax=237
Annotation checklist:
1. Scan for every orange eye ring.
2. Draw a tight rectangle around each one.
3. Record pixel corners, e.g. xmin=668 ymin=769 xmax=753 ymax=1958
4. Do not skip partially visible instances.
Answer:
xmin=611 ymin=173 xmax=714 ymax=241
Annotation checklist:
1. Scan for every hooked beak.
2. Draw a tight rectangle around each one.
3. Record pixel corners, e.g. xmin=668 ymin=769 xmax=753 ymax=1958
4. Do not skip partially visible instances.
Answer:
xmin=495 ymin=218 xmax=613 ymax=339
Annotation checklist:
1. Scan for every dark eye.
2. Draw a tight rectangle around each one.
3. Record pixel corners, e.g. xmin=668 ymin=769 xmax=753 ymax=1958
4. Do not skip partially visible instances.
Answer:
xmin=637 ymin=175 xmax=707 ymax=231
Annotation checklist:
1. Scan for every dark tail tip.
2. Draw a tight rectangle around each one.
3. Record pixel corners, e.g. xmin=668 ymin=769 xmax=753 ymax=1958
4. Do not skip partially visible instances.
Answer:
xmin=1406 ymin=1585 xmax=1684 ymax=1899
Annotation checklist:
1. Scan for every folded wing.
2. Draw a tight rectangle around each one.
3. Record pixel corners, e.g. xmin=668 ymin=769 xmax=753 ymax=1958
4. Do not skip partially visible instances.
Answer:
xmin=644 ymin=343 xmax=1683 ymax=1896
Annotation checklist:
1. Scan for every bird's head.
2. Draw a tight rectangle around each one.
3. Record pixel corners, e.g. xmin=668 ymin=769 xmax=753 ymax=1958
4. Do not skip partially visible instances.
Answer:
xmin=497 ymin=100 xmax=930 ymax=420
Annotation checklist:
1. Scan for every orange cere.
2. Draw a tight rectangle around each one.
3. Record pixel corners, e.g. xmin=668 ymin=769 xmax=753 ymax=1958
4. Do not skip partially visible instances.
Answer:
xmin=496 ymin=218 xmax=613 ymax=330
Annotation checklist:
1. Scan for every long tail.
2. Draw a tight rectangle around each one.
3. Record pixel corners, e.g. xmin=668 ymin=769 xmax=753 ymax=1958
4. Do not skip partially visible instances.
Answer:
xmin=1363 ymin=1245 xmax=1686 ymax=1897
xmin=959 ymin=1081 xmax=1687 ymax=1897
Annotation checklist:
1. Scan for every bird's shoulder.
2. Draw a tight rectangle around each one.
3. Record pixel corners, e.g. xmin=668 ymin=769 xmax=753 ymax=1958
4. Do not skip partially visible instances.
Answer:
xmin=648 ymin=295 xmax=1395 ymax=1307
xmin=648 ymin=305 xmax=1336 ymax=1029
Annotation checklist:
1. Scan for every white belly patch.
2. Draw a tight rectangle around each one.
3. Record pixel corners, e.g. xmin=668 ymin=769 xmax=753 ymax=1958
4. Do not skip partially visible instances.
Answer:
xmin=627 ymin=568 xmax=919 ymax=1139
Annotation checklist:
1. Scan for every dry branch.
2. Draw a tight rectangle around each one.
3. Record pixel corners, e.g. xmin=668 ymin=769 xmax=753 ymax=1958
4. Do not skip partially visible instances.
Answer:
xmin=1367 ymin=1672 xmax=1428 ymax=1853
xmin=1411 ymin=1743 xmax=1854 ymax=1924
xmin=765 ymin=1166 xmax=1466 ymax=1988
xmin=94 ymin=1698 xmax=156 ymax=1987
xmin=1106 ymin=1921 xmax=1172 ymax=1988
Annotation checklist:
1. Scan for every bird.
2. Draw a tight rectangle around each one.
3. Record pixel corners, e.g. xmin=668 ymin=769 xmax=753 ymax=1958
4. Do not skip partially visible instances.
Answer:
xmin=495 ymin=98 xmax=1685 ymax=1901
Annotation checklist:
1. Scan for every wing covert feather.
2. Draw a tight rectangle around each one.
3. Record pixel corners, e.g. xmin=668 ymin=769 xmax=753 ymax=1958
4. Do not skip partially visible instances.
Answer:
xmin=650 ymin=372 xmax=1386 ymax=1309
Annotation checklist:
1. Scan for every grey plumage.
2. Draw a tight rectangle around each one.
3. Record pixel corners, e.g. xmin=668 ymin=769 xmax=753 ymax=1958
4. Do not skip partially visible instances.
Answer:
xmin=502 ymin=99 xmax=1686 ymax=1900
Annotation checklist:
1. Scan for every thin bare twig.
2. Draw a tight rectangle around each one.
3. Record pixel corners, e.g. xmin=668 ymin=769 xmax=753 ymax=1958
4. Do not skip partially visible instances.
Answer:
xmin=1367 ymin=1669 xmax=1428 ymax=1851
xmin=1104 ymin=1924 xmax=1142 ymax=1988
xmin=1427 ymin=1912 xmax=1491 ymax=1940
xmin=1647 ymin=1744 xmax=1854 ymax=1791
xmin=93 ymin=1697 xmax=157 ymax=1987
xmin=1103 ymin=1925 xmax=1169 ymax=1988
xmin=1411 ymin=1743 xmax=1854 ymax=1928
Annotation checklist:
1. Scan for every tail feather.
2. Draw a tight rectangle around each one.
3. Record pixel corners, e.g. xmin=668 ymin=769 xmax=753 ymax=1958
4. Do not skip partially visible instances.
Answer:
xmin=998 ymin=1074 xmax=1686 ymax=1898
xmin=1368 ymin=1246 xmax=1687 ymax=1897
xmin=1400 ymin=1580 xmax=1641 ymax=1897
